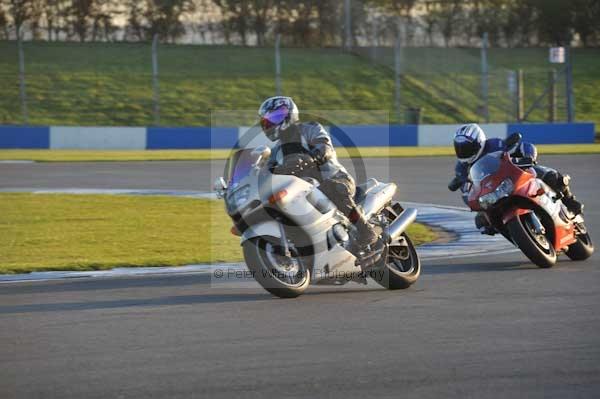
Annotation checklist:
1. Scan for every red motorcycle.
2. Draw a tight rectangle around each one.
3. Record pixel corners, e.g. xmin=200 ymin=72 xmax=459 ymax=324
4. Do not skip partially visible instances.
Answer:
xmin=456 ymin=144 xmax=593 ymax=268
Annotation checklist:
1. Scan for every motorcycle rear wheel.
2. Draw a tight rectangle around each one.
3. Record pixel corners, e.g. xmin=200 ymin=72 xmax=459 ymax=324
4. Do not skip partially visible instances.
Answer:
xmin=370 ymin=233 xmax=421 ymax=290
xmin=507 ymin=212 xmax=556 ymax=268
xmin=242 ymin=236 xmax=310 ymax=298
xmin=370 ymin=204 xmax=421 ymax=289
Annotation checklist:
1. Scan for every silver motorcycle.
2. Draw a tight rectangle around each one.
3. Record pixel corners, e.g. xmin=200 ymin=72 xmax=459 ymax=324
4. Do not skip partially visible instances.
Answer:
xmin=214 ymin=145 xmax=421 ymax=298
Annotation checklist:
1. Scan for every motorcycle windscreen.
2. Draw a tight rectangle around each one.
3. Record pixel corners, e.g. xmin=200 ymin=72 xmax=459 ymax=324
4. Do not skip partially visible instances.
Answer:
xmin=468 ymin=151 xmax=502 ymax=184
xmin=226 ymin=149 xmax=258 ymax=189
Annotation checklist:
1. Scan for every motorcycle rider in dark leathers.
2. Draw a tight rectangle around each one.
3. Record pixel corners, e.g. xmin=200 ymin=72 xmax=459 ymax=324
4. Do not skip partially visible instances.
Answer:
xmin=258 ymin=96 xmax=384 ymax=264
xmin=448 ymin=123 xmax=583 ymax=234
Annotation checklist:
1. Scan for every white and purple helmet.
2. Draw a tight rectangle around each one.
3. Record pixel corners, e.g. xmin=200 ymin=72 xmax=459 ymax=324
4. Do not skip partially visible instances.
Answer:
xmin=454 ymin=123 xmax=487 ymax=163
xmin=258 ymin=96 xmax=299 ymax=141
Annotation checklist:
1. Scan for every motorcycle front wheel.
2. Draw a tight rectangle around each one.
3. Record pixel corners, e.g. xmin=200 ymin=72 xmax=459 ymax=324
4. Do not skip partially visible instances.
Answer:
xmin=242 ymin=236 xmax=310 ymax=298
xmin=507 ymin=212 xmax=556 ymax=268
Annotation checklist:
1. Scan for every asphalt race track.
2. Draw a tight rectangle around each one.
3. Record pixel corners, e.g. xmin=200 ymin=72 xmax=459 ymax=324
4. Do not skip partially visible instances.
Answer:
xmin=1 ymin=155 xmax=599 ymax=398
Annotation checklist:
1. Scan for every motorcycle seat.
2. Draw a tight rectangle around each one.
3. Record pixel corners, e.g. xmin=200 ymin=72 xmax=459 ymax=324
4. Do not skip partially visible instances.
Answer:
xmin=354 ymin=178 xmax=380 ymax=203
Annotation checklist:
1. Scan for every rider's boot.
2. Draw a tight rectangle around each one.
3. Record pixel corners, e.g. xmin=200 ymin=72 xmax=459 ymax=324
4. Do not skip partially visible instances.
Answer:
xmin=554 ymin=174 xmax=583 ymax=215
xmin=349 ymin=210 xmax=385 ymax=268
xmin=561 ymin=185 xmax=583 ymax=215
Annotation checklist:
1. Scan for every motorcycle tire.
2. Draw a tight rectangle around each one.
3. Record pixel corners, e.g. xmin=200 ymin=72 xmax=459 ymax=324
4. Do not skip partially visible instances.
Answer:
xmin=242 ymin=236 xmax=310 ymax=298
xmin=370 ymin=233 xmax=421 ymax=290
xmin=507 ymin=213 xmax=557 ymax=268
xmin=566 ymin=229 xmax=594 ymax=261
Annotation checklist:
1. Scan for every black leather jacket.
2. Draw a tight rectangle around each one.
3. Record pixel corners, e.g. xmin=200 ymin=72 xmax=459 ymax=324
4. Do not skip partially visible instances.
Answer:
xmin=269 ymin=122 xmax=347 ymax=181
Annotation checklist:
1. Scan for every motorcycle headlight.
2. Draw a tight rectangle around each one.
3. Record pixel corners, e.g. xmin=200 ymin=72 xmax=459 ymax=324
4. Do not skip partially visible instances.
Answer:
xmin=478 ymin=178 xmax=514 ymax=209
xmin=227 ymin=185 xmax=250 ymax=208
xmin=478 ymin=193 xmax=496 ymax=209
xmin=496 ymin=178 xmax=514 ymax=198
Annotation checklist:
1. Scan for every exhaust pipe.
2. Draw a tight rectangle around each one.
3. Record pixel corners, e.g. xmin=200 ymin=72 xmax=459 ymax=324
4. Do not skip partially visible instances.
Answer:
xmin=384 ymin=208 xmax=418 ymax=242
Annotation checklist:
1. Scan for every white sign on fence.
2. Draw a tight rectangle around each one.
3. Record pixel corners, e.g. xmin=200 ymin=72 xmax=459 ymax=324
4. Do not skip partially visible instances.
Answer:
xmin=549 ymin=47 xmax=565 ymax=63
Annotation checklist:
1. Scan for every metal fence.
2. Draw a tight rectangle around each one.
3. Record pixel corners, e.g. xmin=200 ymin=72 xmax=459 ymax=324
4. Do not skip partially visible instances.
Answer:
xmin=353 ymin=40 xmax=573 ymax=126
xmin=0 ymin=38 xmax=574 ymax=127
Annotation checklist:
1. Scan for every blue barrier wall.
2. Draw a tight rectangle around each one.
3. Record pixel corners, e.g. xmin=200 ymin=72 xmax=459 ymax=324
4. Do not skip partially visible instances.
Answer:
xmin=147 ymin=127 xmax=238 ymax=149
xmin=391 ymin=125 xmax=419 ymax=146
xmin=0 ymin=126 xmax=49 ymax=149
xmin=329 ymin=125 xmax=418 ymax=147
xmin=330 ymin=125 xmax=389 ymax=147
xmin=0 ymin=123 xmax=594 ymax=149
xmin=508 ymin=123 xmax=595 ymax=144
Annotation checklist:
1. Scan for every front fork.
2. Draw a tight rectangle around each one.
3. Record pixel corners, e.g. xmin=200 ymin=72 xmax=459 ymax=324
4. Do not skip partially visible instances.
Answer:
xmin=277 ymin=220 xmax=292 ymax=257
xmin=528 ymin=212 xmax=546 ymax=235
xmin=502 ymin=207 xmax=547 ymax=246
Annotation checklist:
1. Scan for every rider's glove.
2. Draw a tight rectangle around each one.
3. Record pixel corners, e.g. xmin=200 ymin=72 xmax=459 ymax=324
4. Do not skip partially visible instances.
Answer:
xmin=309 ymin=144 xmax=332 ymax=165
xmin=275 ymin=153 xmax=316 ymax=176
xmin=448 ymin=176 xmax=463 ymax=192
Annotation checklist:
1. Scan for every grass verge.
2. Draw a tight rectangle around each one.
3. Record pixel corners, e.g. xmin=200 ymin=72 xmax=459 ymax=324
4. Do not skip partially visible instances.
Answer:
xmin=0 ymin=193 xmax=436 ymax=274
xmin=1 ymin=43 xmax=599 ymax=128
xmin=1 ymin=144 xmax=599 ymax=162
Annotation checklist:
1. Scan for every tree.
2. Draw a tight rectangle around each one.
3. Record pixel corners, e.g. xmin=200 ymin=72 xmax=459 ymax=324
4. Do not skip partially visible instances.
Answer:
xmin=249 ymin=0 xmax=274 ymax=46
xmin=368 ymin=0 xmax=416 ymax=17
xmin=466 ymin=0 xmax=508 ymax=46
xmin=69 ymin=0 xmax=94 ymax=42
xmin=145 ymin=0 xmax=195 ymax=42
xmin=571 ymin=0 xmax=600 ymax=46
xmin=0 ymin=8 xmax=9 ymax=39
xmin=124 ymin=0 xmax=144 ymax=40
xmin=213 ymin=0 xmax=250 ymax=45
xmin=419 ymin=0 xmax=438 ymax=46
xmin=6 ymin=0 xmax=36 ymax=38
xmin=429 ymin=0 xmax=465 ymax=47
xmin=42 ymin=0 xmax=68 ymax=41
xmin=507 ymin=0 xmax=537 ymax=46
xmin=315 ymin=0 xmax=340 ymax=46
xmin=532 ymin=0 xmax=573 ymax=45
xmin=124 ymin=0 xmax=195 ymax=42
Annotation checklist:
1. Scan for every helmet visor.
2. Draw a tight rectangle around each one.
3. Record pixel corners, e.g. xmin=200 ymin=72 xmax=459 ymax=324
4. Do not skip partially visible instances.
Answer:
xmin=454 ymin=137 xmax=481 ymax=161
xmin=260 ymin=106 xmax=288 ymax=132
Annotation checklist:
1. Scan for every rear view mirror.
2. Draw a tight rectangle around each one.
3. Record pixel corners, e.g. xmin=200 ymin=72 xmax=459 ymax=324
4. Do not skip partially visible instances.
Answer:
xmin=214 ymin=177 xmax=228 ymax=199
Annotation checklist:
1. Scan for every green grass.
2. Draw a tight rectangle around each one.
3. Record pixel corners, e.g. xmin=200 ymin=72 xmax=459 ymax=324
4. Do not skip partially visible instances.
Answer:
xmin=0 ymin=193 xmax=242 ymax=273
xmin=0 ymin=149 xmax=233 ymax=162
xmin=0 ymin=42 xmax=598 ymax=128
xmin=1 ymin=144 xmax=599 ymax=162
xmin=0 ymin=193 xmax=436 ymax=274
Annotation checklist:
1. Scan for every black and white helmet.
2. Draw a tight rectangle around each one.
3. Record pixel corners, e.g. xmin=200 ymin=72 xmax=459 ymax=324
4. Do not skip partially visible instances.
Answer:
xmin=258 ymin=96 xmax=299 ymax=141
xmin=453 ymin=123 xmax=487 ymax=164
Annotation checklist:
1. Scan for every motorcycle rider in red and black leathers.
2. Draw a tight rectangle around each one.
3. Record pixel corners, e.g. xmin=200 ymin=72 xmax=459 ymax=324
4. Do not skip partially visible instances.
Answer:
xmin=258 ymin=96 xmax=384 ymax=264
xmin=449 ymin=124 xmax=583 ymax=234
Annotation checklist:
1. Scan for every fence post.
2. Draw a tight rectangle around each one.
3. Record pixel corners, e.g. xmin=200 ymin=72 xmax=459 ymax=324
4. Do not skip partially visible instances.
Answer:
xmin=565 ymin=47 xmax=575 ymax=122
xmin=480 ymin=32 xmax=489 ymax=123
xmin=517 ymin=69 xmax=524 ymax=122
xmin=275 ymin=33 xmax=282 ymax=95
xmin=548 ymin=69 xmax=557 ymax=122
xmin=370 ymin=17 xmax=377 ymax=62
xmin=17 ymin=33 xmax=28 ymax=125
xmin=152 ymin=34 xmax=160 ymax=126
xmin=394 ymin=18 xmax=402 ymax=123
xmin=344 ymin=0 xmax=351 ymax=51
